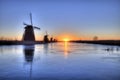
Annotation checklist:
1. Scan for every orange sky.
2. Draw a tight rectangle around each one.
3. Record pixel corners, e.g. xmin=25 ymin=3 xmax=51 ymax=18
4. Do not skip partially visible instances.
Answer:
xmin=55 ymin=33 xmax=80 ymax=41
xmin=0 ymin=33 xmax=120 ymax=41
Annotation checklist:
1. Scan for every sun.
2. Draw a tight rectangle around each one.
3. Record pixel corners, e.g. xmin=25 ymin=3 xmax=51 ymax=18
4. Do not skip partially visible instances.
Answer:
xmin=63 ymin=38 xmax=70 ymax=42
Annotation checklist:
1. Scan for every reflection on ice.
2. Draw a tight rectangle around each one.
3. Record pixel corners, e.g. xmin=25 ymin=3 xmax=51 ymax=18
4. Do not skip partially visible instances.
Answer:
xmin=43 ymin=44 xmax=48 ymax=54
xmin=64 ymin=41 xmax=69 ymax=58
xmin=23 ymin=45 xmax=35 ymax=80
xmin=0 ymin=42 xmax=120 ymax=80
xmin=24 ymin=45 xmax=35 ymax=63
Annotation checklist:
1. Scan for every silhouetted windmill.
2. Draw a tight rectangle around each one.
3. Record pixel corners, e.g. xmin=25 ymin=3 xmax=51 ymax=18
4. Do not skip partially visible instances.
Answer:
xmin=43 ymin=31 xmax=49 ymax=43
xmin=23 ymin=13 xmax=40 ymax=43
xmin=93 ymin=36 xmax=98 ymax=41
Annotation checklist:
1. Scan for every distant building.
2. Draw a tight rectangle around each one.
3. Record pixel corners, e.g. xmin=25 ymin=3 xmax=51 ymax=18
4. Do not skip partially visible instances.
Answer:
xmin=93 ymin=36 xmax=98 ymax=41
xmin=50 ymin=37 xmax=53 ymax=42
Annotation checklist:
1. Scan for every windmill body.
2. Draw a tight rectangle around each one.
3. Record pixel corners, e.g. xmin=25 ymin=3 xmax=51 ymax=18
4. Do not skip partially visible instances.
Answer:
xmin=23 ymin=25 xmax=35 ymax=41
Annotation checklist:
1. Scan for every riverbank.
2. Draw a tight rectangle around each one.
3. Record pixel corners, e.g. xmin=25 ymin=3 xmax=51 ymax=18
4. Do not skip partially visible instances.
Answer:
xmin=0 ymin=40 xmax=57 ymax=45
xmin=0 ymin=40 xmax=120 ymax=46
xmin=0 ymin=41 xmax=41 ymax=45
xmin=71 ymin=40 xmax=120 ymax=46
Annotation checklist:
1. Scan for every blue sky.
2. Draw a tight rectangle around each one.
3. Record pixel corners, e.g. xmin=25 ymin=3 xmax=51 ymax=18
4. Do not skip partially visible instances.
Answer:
xmin=0 ymin=0 xmax=120 ymax=40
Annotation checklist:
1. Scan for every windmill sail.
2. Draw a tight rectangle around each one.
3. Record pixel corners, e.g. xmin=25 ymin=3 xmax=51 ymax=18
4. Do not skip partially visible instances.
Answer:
xmin=30 ymin=13 xmax=33 ymax=26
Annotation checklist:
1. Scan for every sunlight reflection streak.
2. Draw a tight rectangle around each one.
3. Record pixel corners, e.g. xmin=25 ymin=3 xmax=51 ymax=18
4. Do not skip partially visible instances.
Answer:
xmin=64 ymin=41 xmax=68 ymax=58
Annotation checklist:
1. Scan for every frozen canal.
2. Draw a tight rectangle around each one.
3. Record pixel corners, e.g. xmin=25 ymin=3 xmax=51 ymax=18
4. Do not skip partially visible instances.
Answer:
xmin=0 ymin=42 xmax=120 ymax=80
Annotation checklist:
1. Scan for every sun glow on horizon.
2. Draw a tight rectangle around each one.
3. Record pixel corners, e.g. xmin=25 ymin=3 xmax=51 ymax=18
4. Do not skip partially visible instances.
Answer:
xmin=63 ymin=38 xmax=70 ymax=42
xmin=56 ymin=33 xmax=81 ymax=41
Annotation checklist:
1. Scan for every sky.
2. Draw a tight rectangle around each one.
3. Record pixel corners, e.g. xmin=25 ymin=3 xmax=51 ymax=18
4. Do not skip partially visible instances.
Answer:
xmin=0 ymin=0 xmax=120 ymax=41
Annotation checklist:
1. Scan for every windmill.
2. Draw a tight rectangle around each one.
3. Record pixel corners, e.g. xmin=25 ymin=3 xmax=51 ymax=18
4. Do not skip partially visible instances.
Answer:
xmin=23 ymin=13 xmax=40 ymax=42
xmin=43 ymin=31 xmax=49 ymax=43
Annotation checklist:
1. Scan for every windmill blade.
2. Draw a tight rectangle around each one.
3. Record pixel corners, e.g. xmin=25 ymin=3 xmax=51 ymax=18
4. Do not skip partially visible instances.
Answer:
xmin=23 ymin=22 xmax=29 ymax=25
xmin=30 ymin=13 xmax=33 ymax=26
xmin=34 ymin=26 xmax=40 ymax=30
xmin=46 ymin=31 xmax=48 ymax=35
